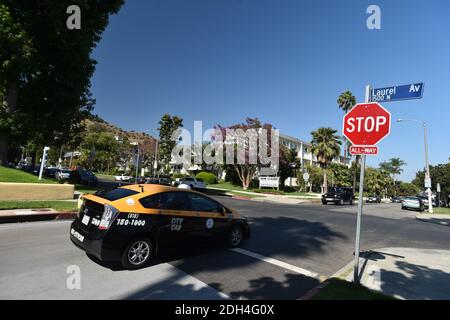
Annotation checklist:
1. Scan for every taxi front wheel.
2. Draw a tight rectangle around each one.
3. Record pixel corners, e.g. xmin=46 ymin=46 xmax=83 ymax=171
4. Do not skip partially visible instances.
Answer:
xmin=121 ymin=237 xmax=153 ymax=270
xmin=228 ymin=225 xmax=243 ymax=248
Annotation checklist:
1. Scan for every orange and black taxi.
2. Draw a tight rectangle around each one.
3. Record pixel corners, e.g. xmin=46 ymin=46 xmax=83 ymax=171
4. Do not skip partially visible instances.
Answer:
xmin=70 ymin=184 xmax=250 ymax=269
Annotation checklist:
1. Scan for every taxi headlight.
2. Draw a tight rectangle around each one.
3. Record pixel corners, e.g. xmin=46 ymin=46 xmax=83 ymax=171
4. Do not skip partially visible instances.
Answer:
xmin=98 ymin=204 xmax=120 ymax=230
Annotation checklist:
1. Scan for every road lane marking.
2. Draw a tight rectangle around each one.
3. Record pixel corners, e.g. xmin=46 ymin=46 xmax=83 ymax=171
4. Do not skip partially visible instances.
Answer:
xmin=230 ymin=248 xmax=321 ymax=279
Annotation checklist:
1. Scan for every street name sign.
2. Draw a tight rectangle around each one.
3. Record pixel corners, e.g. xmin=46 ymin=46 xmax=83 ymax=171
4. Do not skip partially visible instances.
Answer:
xmin=349 ymin=145 xmax=378 ymax=155
xmin=370 ymin=83 xmax=424 ymax=103
xmin=343 ymin=102 xmax=391 ymax=146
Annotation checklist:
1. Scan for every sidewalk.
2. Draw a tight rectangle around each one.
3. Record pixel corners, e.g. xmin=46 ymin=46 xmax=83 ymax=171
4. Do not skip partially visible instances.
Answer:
xmin=416 ymin=213 xmax=450 ymax=226
xmin=343 ymin=247 xmax=450 ymax=300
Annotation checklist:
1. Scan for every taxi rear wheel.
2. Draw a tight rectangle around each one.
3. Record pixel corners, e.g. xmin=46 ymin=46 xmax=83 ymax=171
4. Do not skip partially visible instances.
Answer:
xmin=121 ymin=237 xmax=153 ymax=270
xmin=228 ymin=225 xmax=243 ymax=248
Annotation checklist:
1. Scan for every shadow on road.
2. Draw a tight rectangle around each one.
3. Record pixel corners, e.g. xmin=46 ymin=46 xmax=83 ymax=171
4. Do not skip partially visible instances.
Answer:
xmin=245 ymin=216 xmax=347 ymax=257
xmin=86 ymin=215 xmax=344 ymax=299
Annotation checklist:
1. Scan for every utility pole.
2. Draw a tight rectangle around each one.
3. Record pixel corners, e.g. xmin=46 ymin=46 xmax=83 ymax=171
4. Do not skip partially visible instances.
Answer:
xmin=423 ymin=122 xmax=433 ymax=213
xmin=396 ymin=118 xmax=433 ymax=213
xmin=154 ymin=139 xmax=159 ymax=177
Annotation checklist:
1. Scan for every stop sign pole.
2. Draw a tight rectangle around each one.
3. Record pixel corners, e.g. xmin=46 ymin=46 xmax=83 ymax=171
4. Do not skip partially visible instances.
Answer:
xmin=353 ymin=85 xmax=370 ymax=284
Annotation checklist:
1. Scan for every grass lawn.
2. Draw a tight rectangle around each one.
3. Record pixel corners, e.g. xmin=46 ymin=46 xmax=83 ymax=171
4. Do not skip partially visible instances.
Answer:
xmin=433 ymin=207 xmax=450 ymax=215
xmin=0 ymin=200 xmax=77 ymax=212
xmin=95 ymin=173 xmax=115 ymax=181
xmin=0 ymin=166 xmax=55 ymax=184
xmin=208 ymin=181 xmax=255 ymax=192
xmin=312 ymin=278 xmax=395 ymax=300
xmin=208 ymin=181 xmax=320 ymax=197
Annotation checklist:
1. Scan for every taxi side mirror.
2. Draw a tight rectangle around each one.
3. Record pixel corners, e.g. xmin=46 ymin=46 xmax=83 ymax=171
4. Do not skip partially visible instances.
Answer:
xmin=220 ymin=207 xmax=227 ymax=215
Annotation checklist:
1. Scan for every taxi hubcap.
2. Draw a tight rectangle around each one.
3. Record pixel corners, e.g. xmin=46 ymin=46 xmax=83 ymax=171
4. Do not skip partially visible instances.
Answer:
xmin=231 ymin=228 xmax=242 ymax=246
xmin=128 ymin=241 xmax=150 ymax=265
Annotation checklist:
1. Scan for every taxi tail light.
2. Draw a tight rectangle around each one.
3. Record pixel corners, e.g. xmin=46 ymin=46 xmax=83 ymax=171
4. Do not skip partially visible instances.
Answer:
xmin=98 ymin=204 xmax=119 ymax=230
xmin=77 ymin=197 xmax=85 ymax=218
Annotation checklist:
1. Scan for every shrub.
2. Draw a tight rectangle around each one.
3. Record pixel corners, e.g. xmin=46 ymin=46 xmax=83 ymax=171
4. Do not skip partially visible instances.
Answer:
xmin=195 ymin=172 xmax=218 ymax=185
xmin=172 ymin=172 xmax=187 ymax=180
xmin=282 ymin=186 xmax=298 ymax=193
xmin=254 ymin=189 xmax=285 ymax=195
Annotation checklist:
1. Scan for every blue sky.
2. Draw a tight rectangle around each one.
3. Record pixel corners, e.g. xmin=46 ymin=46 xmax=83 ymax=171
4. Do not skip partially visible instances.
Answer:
xmin=90 ymin=0 xmax=450 ymax=181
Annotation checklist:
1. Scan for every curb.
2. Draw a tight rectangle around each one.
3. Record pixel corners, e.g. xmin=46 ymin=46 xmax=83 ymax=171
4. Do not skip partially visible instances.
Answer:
xmin=0 ymin=211 xmax=77 ymax=223
xmin=297 ymin=279 xmax=330 ymax=300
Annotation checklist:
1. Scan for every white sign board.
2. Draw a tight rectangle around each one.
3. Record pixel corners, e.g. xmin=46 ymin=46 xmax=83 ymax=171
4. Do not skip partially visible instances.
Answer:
xmin=303 ymin=172 xmax=310 ymax=181
xmin=437 ymin=183 xmax=441 ymax=193
xmin=425 ymin=177 xmax=432 ymax=189
xmin=259 ymin=176 xmax=279 ymax=188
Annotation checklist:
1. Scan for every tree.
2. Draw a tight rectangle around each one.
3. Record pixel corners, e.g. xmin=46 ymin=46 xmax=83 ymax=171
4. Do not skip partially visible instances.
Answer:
xmin=310 ymin=127 xmax=341 ymax=193
xmin=389 ymin=158 xmax=407 ymax=181
xmin=278 ymin=146 xmax=300 ymax=189
xmin=0 ymin=1 xmax=124 ymax=165
xmin=337 ymin=91 xmax=356 ymax=162
xmin=216 ymin=118 xmax=275 ymax=190
xmin=328 ymin=162 xmax=352 ymax=187
xmin=157 ymin=114 xmax=183 ymax=174
xmin=0 ymin=3 xmax=35 ymax=164
xmin=397 ymin=182 xmax=420 ymax=197
xmin=78 ymin=131 xmax=118 ymax=173
xmin=297 ymin=163 xmax=323 ymax=193
xmin=379 ymin=157 xmax=407 ymax=195
xmin=365 ymin=167 xmax=391 ymax=196
xmin=413 ymin=162 xmax=450 ymax=200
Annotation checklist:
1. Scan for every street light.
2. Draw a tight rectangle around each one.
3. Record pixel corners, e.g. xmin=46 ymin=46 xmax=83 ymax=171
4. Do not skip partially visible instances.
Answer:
xmin=130 ymin=142 xmax=139 ymax=184
xmin=397 ymin=118 xmax=433 ymax=213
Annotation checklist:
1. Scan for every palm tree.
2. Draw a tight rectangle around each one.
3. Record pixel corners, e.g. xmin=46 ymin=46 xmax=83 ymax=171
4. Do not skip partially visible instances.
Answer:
xmin=337 ymin=91 xmax=356 ymax=161
xmin=389 ymin=157 xmax=407 ymax=182
xmin=379 ymin=158 xmax=407 ymax=196
xmin=310 ymin=127 xmax=341 ymax=193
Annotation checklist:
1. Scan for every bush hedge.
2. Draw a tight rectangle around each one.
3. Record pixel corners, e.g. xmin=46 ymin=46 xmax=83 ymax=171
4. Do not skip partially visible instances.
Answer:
xmin=195 ymin=172 xmax=218 ymax=185
xmin=253 ymin=189 xmax=285 ymax=195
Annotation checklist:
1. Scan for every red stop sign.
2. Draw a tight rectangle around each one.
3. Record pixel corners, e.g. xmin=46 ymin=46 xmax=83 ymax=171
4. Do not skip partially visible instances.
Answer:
xmin=342 ymin=102 xmax=391 ymax=146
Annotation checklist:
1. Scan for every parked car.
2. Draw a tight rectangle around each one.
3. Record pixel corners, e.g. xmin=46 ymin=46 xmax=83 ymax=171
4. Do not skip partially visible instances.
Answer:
xmin=56 ymin=168 xmax=72 ymax=182
xmin=366 ymin=194 xmax=381 ymax=203
xmin=391 ymin=196 xmax=403 ymax=203
xmin=158 ymin=176 xmax=172 ymax=186
xmin=145 ymin=176 xmax=172 ymax=186
xmin=43 ymin=167 xmax=59 ymax=178
xmin=70 ymin=185 xmax=250 ymax=269
xmin=71 ymin=169 xmax=98 ymax=186
xmin=417 ymin=195 xmax=437 ymax=208
xmin=114 ymin=174 xmax=133 ymax=182
xmin=322 ymin=187 xmax=355 ymax=205
xmin=402 ymin=196 xmax=424 ymax=212
xmin=174 ymin=177 xmax=206 ymax=190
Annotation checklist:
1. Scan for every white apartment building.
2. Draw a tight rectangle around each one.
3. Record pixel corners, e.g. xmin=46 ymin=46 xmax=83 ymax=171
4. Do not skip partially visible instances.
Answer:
xmin=279 ymin=133 xmax=351 ymax=168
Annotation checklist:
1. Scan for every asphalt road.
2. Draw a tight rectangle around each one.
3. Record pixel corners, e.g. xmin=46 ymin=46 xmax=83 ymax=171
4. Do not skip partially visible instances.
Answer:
xmin=1 ymin=197 xmax=450 ymax=300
